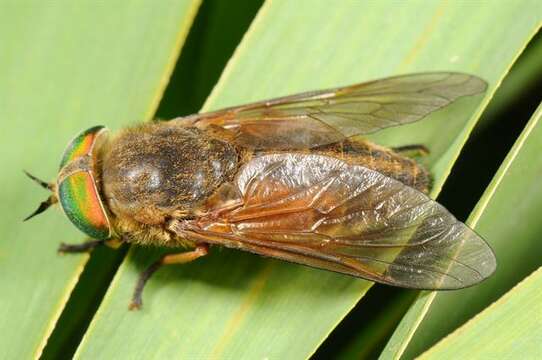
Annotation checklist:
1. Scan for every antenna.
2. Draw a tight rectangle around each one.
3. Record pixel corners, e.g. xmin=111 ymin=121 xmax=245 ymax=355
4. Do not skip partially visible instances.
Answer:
xmin=24 ymin=196 xmax=56 ymax=221
xmin=24 ymin=171 xmax=57 ymax=221
xmin=24 ymin=170 xmax=54 ymax=190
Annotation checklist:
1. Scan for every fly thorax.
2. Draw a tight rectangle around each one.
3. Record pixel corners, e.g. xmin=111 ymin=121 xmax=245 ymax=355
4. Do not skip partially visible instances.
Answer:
xmin=101 ymin=124 xmax=238 ymax=225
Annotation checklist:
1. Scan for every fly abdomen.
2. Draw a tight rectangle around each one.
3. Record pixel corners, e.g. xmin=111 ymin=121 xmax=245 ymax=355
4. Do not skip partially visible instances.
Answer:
xmin=316 ymin=139 xmax=432 ymax=194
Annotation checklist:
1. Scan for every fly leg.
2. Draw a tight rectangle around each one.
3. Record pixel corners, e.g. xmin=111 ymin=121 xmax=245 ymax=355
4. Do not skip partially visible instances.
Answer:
xmin=58 ymin=238 xmax=123 ymax=253
xmin=58 ymin=239 xmax=105 ymax=253
xmin=129 ymin=244 xmax=209 ymax=310
xmin=392 ymin=144 xmax=430 ymax=158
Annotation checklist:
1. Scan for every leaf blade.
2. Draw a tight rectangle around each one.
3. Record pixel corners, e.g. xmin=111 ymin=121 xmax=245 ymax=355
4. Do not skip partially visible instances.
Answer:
xmin=419 ymin=266 xmax=542 ymax=359
xmin=383 ymin=95 xmax=542 ymax=359
xmin=0 ymin=1 xmax=200 ymax=358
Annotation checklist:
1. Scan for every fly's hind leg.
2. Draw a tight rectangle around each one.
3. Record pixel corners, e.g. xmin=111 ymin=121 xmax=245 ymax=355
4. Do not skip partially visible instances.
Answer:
xmin=129 ymin=244 xmax=209 ymax=311
xmin=392 ymin=144 xmax=430 ymax=158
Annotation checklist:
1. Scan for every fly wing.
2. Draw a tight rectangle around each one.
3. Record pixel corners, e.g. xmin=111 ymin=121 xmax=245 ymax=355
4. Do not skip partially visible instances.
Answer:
xmin=172 ymin=153 xmax=496 ymax=289
xmin=176 ymin=73 xmax=487 ymax=150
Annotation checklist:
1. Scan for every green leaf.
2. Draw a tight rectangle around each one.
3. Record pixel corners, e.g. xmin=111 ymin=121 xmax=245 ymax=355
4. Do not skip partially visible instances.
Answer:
xmin=420 ymin=265 xmax=542 ymax=359
xmin=334 ymin=38 xmax=542 ymax=356
xmin=382 ymin=94 xmax=542 ymax=358
xmin=74 ymin=1 xmax=541 ymax=358
xmin=0 ymin=1 xmax=200 ymax=358
xmin=476 ymin=33 xmax=542 ymax=132
xmin=156 ymin=0 xmax=264 ymax=118
xmin=333 ymin=290 xmax=419 ymax=360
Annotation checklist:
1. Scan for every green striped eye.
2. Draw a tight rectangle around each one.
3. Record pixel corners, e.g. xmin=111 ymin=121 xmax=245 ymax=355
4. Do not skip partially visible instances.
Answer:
xmin=57 ymin=126 xmax=111 ymax=239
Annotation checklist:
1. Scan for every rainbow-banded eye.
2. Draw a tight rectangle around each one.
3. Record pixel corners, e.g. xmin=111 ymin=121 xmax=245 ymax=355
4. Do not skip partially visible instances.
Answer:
xmin=57 ymin=126 xmax=111 ymax=239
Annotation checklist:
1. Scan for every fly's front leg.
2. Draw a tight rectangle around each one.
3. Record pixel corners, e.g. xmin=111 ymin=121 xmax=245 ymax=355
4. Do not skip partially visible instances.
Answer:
xmin=129 ymin=244 xmax=209 ymax=311
xmin=58 ymin=237 xmax=123 ymax=253
xmin=58 ymin=239 xmax=105 ymax=253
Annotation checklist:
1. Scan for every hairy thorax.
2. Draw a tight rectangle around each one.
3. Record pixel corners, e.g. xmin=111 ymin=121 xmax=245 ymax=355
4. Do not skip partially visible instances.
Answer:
xmin=101 ymin=123 xmax=239 ymax=226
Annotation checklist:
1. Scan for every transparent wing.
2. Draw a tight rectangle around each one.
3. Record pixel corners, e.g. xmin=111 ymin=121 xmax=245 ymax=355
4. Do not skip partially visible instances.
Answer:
xmin=176 ymin=72 xmax=487 ymax=150
xmin=171 ymin=153 xmax=496 ymax=289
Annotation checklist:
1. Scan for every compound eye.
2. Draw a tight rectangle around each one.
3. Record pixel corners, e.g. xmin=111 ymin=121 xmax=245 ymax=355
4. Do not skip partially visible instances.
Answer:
xmin=58 ymin=171 xmax=111 ymax=239
xmin=59 ymin=125 xmax=106 ymax=169
xmin=57 ymin=126 xmax=111 ymax=239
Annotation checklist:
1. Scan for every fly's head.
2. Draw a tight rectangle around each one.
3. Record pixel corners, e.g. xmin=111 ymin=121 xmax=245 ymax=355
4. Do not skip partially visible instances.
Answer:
xmin=25 ymin=126 xmax=113 ymax=240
